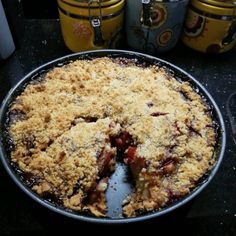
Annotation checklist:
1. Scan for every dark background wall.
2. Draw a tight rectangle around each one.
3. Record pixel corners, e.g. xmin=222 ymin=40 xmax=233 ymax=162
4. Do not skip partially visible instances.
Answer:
xmin=2 ymin=0 xmax=58 ymax=19
xmin=21 ymin=0 xmax=58 ymax=18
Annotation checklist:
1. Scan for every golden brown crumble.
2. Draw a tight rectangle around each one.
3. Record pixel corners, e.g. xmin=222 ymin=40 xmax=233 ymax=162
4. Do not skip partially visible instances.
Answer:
xmin=9 ymin=57 xmax=216 ymax=217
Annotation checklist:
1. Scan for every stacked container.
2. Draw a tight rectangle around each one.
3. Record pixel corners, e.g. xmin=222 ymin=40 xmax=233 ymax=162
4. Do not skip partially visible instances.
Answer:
xmin=125 ymin=0 xmax=189 ymax=54
xmin=182 ymin=0 xmax=236 ymax=53
xmin=58 ymin=0 xmax=125 ymax=52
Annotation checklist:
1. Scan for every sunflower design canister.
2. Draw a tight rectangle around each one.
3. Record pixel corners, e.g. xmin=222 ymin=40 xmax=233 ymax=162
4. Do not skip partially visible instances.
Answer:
xmin=126 ymin=0 xmax=189 ymax=54
xmin=182 ymin=0 xmax=236 ymax=53
xmin=57 ymin=0 xmax=125 ymax=52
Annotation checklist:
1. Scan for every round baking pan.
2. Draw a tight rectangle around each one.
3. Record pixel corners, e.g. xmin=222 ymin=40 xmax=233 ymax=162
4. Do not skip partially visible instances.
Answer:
xmin=0 ymin=50 xmax=226 ymax=224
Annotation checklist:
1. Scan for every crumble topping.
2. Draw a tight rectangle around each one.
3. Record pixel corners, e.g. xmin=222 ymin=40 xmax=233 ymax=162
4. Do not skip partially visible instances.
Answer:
xmin=8 ymin=57 xmax=216 ymax=217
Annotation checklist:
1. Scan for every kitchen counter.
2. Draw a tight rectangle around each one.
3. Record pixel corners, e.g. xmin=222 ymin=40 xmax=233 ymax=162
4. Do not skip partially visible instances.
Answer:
xmin=0 ymin=19 xmax=235 ymax=235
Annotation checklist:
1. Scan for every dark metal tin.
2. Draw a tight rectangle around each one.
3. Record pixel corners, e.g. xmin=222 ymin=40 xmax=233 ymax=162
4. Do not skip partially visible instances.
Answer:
xmin=0 ymin=50 xmax=226 ymax=224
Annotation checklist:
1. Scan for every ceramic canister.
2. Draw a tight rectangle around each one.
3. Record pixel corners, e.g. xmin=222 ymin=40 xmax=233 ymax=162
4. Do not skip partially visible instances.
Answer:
xmin=126 ymin=0 xmax=189 ymax=54
xmin=57 ymin=0 xmax=125 ymax=52
xmin=182 ymin=0 xmax=236 ymax=53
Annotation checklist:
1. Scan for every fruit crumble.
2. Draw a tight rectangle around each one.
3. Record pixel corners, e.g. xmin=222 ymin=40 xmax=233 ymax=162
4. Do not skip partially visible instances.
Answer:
xmin=8 ymin=57 xmax=216 ymax=217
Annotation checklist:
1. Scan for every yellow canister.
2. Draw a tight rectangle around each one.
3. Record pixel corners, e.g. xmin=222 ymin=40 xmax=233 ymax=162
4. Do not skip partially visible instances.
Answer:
xmin=182 ymin=0 xmax=236 ymax=53
xmin=57 ymin=0 xmax=125 ymax=52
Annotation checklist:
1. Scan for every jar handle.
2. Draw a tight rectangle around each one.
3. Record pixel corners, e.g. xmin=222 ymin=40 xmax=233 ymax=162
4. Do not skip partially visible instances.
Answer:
xmin=89 ymin=0 xmax=104 ymax=46
xmin=91 ymin=18 xmax=104 ymax=46
xmin=222 ymin=18 xmax=236 ymax=46
xmin=141 ymin=0 xmax=152 ymax=27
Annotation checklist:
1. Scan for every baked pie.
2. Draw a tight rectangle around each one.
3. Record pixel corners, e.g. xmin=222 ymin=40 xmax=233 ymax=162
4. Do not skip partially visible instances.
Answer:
xmin=8 ymin=57 xmax=216 ymax=217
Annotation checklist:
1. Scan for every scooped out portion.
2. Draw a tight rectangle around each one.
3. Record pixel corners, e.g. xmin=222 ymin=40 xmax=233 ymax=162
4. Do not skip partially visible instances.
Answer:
xmin=8 ymin=57 xmax=216 ymax=217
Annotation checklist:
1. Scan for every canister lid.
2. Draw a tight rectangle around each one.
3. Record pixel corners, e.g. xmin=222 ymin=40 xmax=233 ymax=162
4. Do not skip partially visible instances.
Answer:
xmin=61 ymin=0 xmax=121 ymax=8
xmin=200 ymin=0 xmax=236 ymax=8
xmin=58 ymin=0 xmax=124 ymax=18
xmin=191 ymin=0 xmax=236 ymax=16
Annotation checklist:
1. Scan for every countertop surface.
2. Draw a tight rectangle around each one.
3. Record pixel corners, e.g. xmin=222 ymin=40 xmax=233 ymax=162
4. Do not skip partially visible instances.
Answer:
xmin=0 ymin=20 xmax=236 ymax=235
